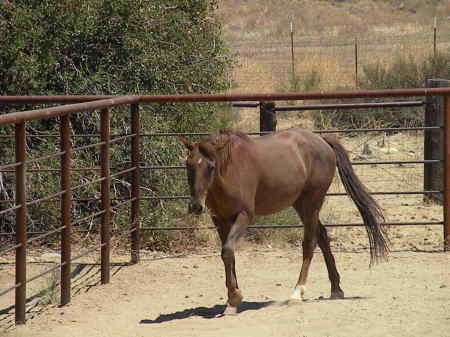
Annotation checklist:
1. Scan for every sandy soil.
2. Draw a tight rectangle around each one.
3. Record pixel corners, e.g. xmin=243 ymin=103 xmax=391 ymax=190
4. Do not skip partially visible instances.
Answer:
xmin=1 ymin=246 xmax=449 ymax=337
xmin=1 ymin=119 xmax=448 ymax=336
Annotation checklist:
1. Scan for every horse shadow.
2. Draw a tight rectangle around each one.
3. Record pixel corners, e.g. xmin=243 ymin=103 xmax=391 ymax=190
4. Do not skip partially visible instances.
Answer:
xmin=140 ymin=300 xmax=278 ymax=324
xmin=139 ymin=296 xmax=369 ymax=324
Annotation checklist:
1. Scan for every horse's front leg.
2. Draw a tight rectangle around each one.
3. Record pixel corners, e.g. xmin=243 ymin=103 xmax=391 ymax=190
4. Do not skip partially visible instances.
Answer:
xmin=215 ymin=211 xmax=251 ymax=315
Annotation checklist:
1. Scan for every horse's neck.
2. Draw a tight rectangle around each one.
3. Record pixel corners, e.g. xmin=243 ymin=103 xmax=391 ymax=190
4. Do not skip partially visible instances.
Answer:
xmin=209 ymin=169 xmax=238 ymax=199
xmin=211 ymin=173 xmax=230 ymax=195
xmin=207 ymin=173 xmax=240 ymax=217
xmin=210 ymin=137 xmax=249 ymax=197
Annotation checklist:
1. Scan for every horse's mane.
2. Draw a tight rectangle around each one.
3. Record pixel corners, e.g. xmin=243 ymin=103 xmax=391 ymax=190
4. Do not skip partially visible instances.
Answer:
xmin=200 ymin=129 xmax=250 ymax=176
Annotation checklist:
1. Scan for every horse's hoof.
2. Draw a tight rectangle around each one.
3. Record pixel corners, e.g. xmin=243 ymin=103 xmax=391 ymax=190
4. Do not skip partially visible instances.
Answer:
xmin=223 ymin=304 xmax=239 ymax=316
xmin=287 ymin=298 xmax=303 ymax=306
xmin=330 ymin=290 xmax=345 ymax=299
xmin=228 ymin=289 xmax=243 ymax=307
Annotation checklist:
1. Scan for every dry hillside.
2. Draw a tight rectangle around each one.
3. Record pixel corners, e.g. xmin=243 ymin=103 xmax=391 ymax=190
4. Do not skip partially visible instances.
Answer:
xmin=217 ymin=0 xmax=450 ymax=93
xmin=218 ymin=0 xmax=450 ymax=42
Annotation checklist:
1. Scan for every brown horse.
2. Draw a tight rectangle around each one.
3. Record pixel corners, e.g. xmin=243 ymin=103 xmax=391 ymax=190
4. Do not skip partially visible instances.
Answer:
xmin=181 ymin=128 xmax=388 ymax=315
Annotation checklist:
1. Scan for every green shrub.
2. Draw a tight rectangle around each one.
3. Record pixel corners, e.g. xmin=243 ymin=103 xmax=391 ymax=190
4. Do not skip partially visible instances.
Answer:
xmin=0 ymin=0 xmax=234 ymax=242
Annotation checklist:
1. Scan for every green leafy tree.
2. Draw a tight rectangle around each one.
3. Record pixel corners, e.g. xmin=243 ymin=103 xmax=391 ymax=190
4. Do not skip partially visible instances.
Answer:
xmin=0 ymin=0 xmax=234 ymax=241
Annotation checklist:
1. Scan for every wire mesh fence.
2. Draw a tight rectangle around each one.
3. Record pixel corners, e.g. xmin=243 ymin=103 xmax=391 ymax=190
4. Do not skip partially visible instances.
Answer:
xmin=229 ymin=31 xmax=450 ymax=93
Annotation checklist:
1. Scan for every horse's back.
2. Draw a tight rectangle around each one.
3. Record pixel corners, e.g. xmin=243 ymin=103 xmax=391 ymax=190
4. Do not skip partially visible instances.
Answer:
xmin=253 ymin=128 xmax=335 ymax=170
xmin=248 ymin=128 xmax=336 ymax=215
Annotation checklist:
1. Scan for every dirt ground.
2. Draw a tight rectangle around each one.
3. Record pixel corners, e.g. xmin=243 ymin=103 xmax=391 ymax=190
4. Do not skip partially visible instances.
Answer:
xmin=1 ymin=244 xmax=449 ymax=337
xmin=1 ymin=128 xmax=449 ymax=337
xmin=1 ymin=118 xmax=449 ymax=336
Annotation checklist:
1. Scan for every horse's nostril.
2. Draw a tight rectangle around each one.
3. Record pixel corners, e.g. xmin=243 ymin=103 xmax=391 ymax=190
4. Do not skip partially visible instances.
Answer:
xmin=188 ymin=202 xmax=204 ymax=215
xmin=188 ymin=203 xmax=194 ymax=214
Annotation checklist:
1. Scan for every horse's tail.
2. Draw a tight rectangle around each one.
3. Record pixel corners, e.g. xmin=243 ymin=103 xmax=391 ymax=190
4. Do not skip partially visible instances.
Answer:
xmin=323 ymin=135 xmax=389 ymax=265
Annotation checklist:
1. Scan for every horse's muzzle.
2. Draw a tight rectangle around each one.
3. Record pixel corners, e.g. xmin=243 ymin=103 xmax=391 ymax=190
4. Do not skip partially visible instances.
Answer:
xmin=188 ymin=202 xmax=204 ymax=215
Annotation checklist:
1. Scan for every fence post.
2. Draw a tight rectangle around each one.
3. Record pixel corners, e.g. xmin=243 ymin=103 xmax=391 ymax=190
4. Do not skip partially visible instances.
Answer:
xmin=260 ymin=101 xmax=277 ymax=134
xmin=433 ymin=17 xmax=437 ymax=58
xmin=290 ymin=21 xmax=295 ymax=80
xmin=424 ymin=79 xmax=449 ymax=203
xmin=444 ymin=96 xmax=450 ymax=251
xmin=100 ymin=108 xmax=111 ymax=284
xmin=354 ymin=37 xmax=358 ymax=88
xmin=130 ymin=104 xmax=140 ymax=264
xmin=60 ymin=114 xmax=72 ymax=305
xmin=15 ymin=122 xmax=27 ymax=325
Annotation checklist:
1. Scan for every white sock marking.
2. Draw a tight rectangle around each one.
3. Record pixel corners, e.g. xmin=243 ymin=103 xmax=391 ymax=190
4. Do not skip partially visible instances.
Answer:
xmin=291 ymin=285 xmax=306 ymax=300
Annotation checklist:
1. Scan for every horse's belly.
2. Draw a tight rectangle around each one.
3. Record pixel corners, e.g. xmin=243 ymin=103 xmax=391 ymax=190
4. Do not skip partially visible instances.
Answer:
xmin=254 ymin=201 xmax=296 ymax=216
xmin=254 ymin=184 xmax=302 ymax=216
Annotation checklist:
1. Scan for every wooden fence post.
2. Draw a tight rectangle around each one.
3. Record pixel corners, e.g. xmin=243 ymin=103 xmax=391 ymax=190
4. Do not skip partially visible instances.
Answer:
xmin=424 ymin=79 xmax=450 ymax=251
xmin=444 ymin=95 xmax=450 ymax=251
xmin=290 ymin=22 xmax=295 ymax=80
xmin=424 ymin=79 xmax=449 ymax=203
xmin=434 ymin=17 xmax=437 ymax=58
xmin=260 ymin=102 xmax=277 ymax=134
xmin=354 ymin=37 xmax=358 ymax=88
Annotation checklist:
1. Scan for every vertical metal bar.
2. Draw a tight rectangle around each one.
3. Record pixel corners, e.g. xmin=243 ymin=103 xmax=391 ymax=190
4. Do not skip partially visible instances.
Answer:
xmin=100 ymin=108 xmax=111 ymax=283
xmin=443 ymin=96 xmax=450 ymax=251
xmin=15 ymin=122 xmax=26 ymax=325
xmin=424 ymin=79 xmax=436 ymax=202
xmin=60 ymin=114 xmax=72 ymax=305
xmin=130 ymin=104 xmax=140 ymax=264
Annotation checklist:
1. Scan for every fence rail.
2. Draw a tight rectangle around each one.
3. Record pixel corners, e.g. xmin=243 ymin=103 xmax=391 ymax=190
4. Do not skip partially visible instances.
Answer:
xmin=1 ymin=87 xmax=450 ymax=325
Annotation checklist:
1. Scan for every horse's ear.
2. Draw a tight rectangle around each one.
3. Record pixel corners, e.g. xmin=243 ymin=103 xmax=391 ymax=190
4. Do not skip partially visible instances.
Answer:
xmin=198 ymin=142 xmax=217 ymax=161
xmin=179 ymin=137 xmax=194 ymax=151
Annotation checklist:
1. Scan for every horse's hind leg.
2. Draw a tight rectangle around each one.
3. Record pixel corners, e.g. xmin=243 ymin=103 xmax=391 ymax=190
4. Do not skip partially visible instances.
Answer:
xmin=317 ymin=220 xmax=344 ymax=299
xmin=291 ymin=201 xmax=320 ymax=302
xmin=292 ymin=196 xmax=345 ymax=301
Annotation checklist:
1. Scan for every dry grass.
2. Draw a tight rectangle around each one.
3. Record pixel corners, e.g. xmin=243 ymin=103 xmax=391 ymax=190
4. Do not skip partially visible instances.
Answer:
xmin=221 ymin=0 xmax=450 ymax=93
xmin=314 ymin=131 xmax=442 ymax=250
xmin=219 ymin=0 xmax=450 ymax=42
xmin=230 ymin=38 xmax=450 ymax=93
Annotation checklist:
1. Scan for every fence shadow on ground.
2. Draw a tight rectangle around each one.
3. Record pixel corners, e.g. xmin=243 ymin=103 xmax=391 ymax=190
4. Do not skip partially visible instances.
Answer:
xmin=0 ymin=262 xmax=126 ymax=332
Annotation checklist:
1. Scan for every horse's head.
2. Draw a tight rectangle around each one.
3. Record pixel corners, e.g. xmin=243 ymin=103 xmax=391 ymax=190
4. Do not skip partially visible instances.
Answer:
xmin=180 ymin=137 xmax=218 ymax=215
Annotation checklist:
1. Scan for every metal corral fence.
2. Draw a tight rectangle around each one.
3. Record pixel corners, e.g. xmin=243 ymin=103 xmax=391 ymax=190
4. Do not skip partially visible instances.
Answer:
xmin=1 ymin=88 xmax=450 ymax=325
